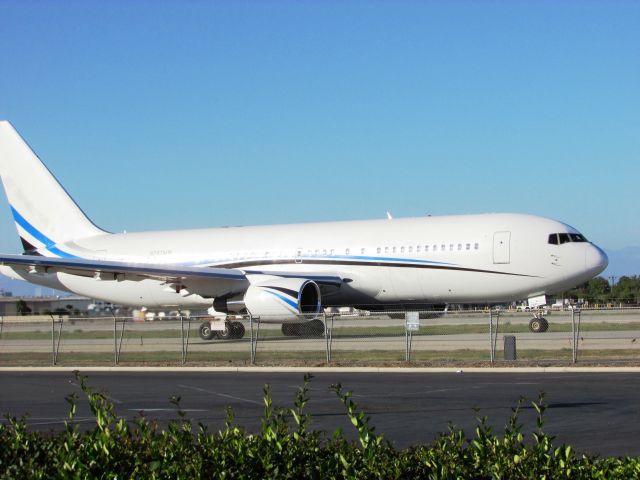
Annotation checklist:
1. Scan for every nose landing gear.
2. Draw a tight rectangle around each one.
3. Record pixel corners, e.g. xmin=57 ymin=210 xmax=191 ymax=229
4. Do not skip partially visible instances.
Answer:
xmin=528 ymin=315 xmax=549 ymax=333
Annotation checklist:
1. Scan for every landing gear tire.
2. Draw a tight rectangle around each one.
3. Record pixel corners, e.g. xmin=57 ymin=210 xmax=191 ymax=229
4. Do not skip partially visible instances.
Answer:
xmin=299 ymin=319 xmax=325 ymax=338
xmin=282 ymin=320 xmax=324 ymax=337
xmin=199 ymin=321 xmax=215 ymax=341
xmin=282 ymin=323 xmax=299 ymax=337
xmin=529 ymin=317 xmax=549 ymax=333
xmin=231 ymin=321 xmax=245 ymax=339
xmin=218 ymin=322 xmax=234 ymax=341
xmin=217 ymin=321 xmax=246 ymax=340
xmin=540 ymin=317 xmax=549 ymax=332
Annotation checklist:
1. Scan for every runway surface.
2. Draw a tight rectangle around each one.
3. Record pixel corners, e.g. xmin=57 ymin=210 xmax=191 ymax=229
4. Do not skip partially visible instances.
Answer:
xmin=1 ymin=371 xmax=639 ymax=457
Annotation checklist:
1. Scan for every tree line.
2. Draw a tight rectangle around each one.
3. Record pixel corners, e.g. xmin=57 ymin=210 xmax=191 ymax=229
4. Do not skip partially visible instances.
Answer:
xmin=566 ymin=276 xmax=640 ymax=305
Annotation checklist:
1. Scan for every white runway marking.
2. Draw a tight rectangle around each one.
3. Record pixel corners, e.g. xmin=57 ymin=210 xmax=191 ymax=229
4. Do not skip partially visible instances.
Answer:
xmin=178 ymin=384 xmax=263 ymax=405
xmin=1 ymin=416 xmax=97 ymax=426
xmin=128 ymin=408 xmax=208 ymax=412
xmin=67 ymin=379 xmax=122 ymax=404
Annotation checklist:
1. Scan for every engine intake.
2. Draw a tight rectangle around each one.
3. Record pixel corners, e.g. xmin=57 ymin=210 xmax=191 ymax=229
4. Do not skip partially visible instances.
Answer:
xmin=213 ymin=277 xmax=321 ymax=320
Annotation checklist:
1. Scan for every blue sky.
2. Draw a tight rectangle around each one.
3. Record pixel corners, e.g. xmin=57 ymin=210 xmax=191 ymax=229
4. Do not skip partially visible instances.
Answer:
xmin=0 ymin=0 xmax=638 ymax=263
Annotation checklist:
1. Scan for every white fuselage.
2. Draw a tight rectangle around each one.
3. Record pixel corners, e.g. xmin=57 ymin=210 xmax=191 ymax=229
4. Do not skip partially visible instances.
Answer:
xmin=1 ymin=213 xmax=608 ymax=309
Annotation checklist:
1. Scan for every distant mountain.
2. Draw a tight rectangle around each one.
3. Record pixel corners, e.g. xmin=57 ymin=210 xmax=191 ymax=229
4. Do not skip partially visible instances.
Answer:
xmin=602 ymin=246 xmax=640 ymax=279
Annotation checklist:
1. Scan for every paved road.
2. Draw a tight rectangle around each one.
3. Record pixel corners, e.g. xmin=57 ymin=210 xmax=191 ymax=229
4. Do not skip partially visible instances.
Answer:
xmin=1 ymin=371 xmax=639 ymax=457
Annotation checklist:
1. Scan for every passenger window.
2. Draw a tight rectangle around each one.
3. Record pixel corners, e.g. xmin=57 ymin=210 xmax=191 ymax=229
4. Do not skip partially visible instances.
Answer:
xmin=345 ymin=248 xmax=350 ymax=255
xmin=400 ymin=246 xmax=405 ymax=253
xmin=385 ymin=247 xmax=389 ymax=254
xmin=377 ymin=247 xmax=381 ymax=254
xmin=425 ymin=245 xmax=429 ymax=252
xmin=408 ymin=246 xmax=413 ymax=253
xmin=466 ymin=243 xmax=470 ymax=250
xmin=474 ymin=243 xmax=479 ymax=250
xmin=457 ymin=244 xmax=462 ymax=250
xmin=330 ymin=249 xmax=335 ymax=255
xmin=559 ymin=233 xmax=571 ymax=244
xmin=416 ymin=245 xmax=421 ymax=253
xmin=361 ymin=248 xmax=365 ymax=254
xmin=393 ymin=246 xmax=397 ymax=253
xmin=441 ymin=244 xmax=446 ymax=251
xmin=548 ymin=234 xmax=559 ymax=245
xmin=449 ymin=244 xmax=453 ymax=251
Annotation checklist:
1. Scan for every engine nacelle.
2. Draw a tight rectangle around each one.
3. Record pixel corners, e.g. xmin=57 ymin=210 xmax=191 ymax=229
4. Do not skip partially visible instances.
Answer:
xmin=243 ymin=277 xmax=321 ymax=319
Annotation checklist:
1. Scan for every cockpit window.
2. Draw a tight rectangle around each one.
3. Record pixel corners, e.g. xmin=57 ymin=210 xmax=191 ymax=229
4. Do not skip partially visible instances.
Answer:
xmin=548 ymin=232 xmax=588 ymax=245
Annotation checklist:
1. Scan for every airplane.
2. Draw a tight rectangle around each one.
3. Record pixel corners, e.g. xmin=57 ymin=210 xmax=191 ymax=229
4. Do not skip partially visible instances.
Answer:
xmin=0 ymin=121 xmax=608 ymax=339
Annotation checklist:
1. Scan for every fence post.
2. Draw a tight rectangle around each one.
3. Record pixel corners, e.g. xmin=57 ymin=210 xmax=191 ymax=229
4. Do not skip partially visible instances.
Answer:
xmin=111 ymin=309 xmax=125 ymax=365
xmin=489 ymin=310 xmax=499 ymax=363
xmin=249 ymin=314 xmax=260 ymax=364
xmin=324 ymin=312 xmax=334 ymax=364
xmin=571 ymin=308 xmax=581 ymax=364
xmin=50 ymin=314 xmax=63 ymax=365
xmin=180 ymin=312 xmax=186 ymax=365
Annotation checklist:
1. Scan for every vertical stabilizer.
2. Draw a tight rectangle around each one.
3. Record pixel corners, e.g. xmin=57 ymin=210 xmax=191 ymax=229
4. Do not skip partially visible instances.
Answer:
xmin=0 ymin=121 xmax=105 ymax=255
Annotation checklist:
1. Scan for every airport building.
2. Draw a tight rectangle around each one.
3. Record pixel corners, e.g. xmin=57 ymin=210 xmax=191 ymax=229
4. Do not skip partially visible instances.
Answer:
xmin=0 ymin=295 xmax=115 ymax=317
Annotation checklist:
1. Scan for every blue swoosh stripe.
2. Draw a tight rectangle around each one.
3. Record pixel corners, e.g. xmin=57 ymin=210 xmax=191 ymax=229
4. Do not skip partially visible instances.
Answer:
xmin=10 ymin=205 xmax=79 ymax=259
xmin=186 ymin=255 xmax=456 ymax=268
xmin=265 ymin=289 xmax=298 ymax=312
xmin=47 ymin=246 xmax=79 ymax=259
xmin=10 ymin=206 xmax=53 ymax=247
xmin=325 ymin=254 xmax=454 ymax=266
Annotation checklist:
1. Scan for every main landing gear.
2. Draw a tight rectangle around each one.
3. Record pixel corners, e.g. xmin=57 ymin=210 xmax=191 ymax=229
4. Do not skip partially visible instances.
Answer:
xmin=528 ymin=316 xmax=549 ymax=333
xmin=199 ymin=320 xmax=245 ymax=340
xmin=281 ymin=319 xmax=324 ymax=338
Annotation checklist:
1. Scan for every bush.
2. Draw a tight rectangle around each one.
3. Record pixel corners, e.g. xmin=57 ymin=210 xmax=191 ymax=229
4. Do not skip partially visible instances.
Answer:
xmin=1 ymin=372 xmax=639 ymax=478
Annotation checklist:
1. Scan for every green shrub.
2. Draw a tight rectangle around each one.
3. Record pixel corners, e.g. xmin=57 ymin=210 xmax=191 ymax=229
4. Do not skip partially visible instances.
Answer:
xmin=1 ymin=372 xmax=639 ymax=479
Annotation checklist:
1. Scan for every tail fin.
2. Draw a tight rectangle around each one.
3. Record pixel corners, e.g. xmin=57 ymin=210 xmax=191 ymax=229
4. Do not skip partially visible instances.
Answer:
xmin=0 ymin=121 xmax=105 ymax=255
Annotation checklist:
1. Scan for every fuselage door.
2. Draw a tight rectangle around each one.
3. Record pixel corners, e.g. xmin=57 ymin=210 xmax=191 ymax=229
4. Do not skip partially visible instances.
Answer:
xmin=493 ymin=231 xmax=511 ymax=264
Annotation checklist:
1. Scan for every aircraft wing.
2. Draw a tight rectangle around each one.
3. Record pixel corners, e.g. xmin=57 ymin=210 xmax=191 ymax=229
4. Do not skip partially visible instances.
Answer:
xmin=243 ymin=269 xmax=344 ymax=287
xmin=0 ymin=253 xmax=343 ymax=295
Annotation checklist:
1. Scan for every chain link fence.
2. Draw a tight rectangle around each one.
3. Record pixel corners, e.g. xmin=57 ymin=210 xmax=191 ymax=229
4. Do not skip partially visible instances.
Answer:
xmin=1 ymin=307 xmax=639 ymax=366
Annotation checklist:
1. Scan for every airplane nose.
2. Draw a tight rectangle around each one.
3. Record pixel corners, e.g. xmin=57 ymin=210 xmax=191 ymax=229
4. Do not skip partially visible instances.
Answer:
xmin=585 ymin=244 xmax=608 ymax=275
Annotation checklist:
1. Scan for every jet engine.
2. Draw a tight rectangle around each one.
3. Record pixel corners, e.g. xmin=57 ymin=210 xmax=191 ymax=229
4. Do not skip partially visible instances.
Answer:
xmin=213 ymin=277 xmax=321 ymax=320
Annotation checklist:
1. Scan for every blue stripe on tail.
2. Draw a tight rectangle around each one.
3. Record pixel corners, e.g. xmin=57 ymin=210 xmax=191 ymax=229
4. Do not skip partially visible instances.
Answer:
xmin=10 ymin=205 xmax=78 ymax=258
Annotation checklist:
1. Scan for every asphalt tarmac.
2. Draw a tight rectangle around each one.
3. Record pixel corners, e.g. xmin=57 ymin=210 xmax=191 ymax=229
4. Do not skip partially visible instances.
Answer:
xmin=1 ymin=371 xmax=639 ymax=457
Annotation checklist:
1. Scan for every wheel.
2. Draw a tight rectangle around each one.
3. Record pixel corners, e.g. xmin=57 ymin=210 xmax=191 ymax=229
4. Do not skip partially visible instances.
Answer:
xmin=199 ymin=321 xmax=215 ymax=340
xmin=282 ymin=323 xmax=297 ymax=336
xmin=299 ymin=319 xmax=324 ymax=338
xmin=529 ymin=317 xmax=548 ymax=333
xmin=231 ymin=321 xmax=245 ymax=339
xmin=539 ymin=317 xmax=549 ymax=332
xmin=217 ymin=322 xmax=234 ymax=340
